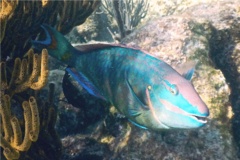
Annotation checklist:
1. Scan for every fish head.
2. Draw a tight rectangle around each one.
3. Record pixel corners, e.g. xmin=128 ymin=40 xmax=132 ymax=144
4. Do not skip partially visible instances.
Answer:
xmin=147 ymin=72 xmax=209 ymax=129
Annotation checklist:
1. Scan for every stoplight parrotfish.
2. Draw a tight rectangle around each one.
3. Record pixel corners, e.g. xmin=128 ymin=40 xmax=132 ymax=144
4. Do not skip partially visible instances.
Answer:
xmin=32 ymin=24 xmax=209 ymax=130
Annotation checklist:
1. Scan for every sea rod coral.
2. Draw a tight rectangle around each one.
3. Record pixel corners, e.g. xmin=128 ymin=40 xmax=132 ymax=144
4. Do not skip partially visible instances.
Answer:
xmin=0 ymin=95 xmax=39 ymax=160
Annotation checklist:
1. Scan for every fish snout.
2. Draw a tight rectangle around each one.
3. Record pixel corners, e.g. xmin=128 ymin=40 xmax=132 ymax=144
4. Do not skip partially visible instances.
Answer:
xmin=198 ymin=102 xmax=209 ymax=116
xmin=190 ymin=101 xmax=209 ymax=124
xmin=159 ymin=98 xmax=209 ymax=128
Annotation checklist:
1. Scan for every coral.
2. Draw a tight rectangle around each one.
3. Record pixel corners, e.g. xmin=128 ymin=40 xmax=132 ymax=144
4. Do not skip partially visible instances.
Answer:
xmin=102 ymin=0 xmax=149 ymax=40
xmin=28 ymin=83 xmax=62 ymax=160
xmin=0 ymin=48 xmax=63 ymax=159
xmin=1 ymin=0 xmax=101 ymax=60
xmin=57 ymin=0 xmax=101 ymax=34
xmin=0 ymin=0 xmax=18 ymax=42
xmin=1 ymin=49 xmax=49 ymax=97
xmin=0 ymin=82 xmax=62 ymax=160
xmin=0 ymin=95 xmax=40 ymax=160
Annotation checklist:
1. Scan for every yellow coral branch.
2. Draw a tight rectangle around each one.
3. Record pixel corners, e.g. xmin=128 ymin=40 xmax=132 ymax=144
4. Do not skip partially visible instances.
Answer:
xmin=10 ymin=116 xmax=22 ymax=147
xmin=8 ymin=58 xmax=21 ymax=91
xmin=28 ymin=96 xmax=40 ymax=142
xmin=0 ymin=94 xmax=13 ymax=142
xmin=3 ymin=49 xmax=49 ymax=96
xmin=0 ymin=135 xmax=20 ymax=160
xmin=0 ymin=95 xmax=40 ymax=158
xmin=0 ymin=0 xmax=18 ymax=42
xmin=0 ymin=62 xmax=8 ymax=90
xmin=30 ymin=49 xmax=49 ymax=90
xmin=15 ymin=101 xmax=32 ymax=151
xmin=26 ymin=49 xmax=34 ymax=75
xmin=16 ymin=58 xmax=28 ymax=84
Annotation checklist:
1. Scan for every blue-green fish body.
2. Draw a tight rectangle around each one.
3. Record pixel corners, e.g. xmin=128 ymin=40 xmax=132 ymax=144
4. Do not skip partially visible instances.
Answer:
xmin=32 ymin=25 xmax=209 ymax=130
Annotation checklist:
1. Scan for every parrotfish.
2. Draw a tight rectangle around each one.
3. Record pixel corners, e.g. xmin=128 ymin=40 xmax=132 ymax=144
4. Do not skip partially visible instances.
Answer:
xmin=32 ymin=24 xmax=209 ymax=130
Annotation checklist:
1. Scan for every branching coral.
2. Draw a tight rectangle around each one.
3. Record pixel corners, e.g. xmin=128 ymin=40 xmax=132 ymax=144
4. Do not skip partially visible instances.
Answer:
xmin=0 ymin=48 xmax=50 ymax=159
xmin=0 ymin=95 xmax=40 ymax=160
xmin=57 ymin=0 xmax=101 ymax=34
xmin=32 ymin=83 xmax=62 ymax=160
xmin=0 ymin=49 xmax=49 ymax=97
xmin=102 ymin=0 xmax=149 ymax=40
xmin=0 ymin=52 xmax=62 ymax=159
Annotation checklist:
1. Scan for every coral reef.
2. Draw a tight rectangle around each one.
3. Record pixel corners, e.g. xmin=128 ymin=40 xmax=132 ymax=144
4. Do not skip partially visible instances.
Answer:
xmin=1 ymin=1 xmax=100 ymax=157
xmin=0 ymin=95 xmax=40 ymax=160
xmin=1 ymin=0 xmax=239 ymax=159
xmin=0 ymin=83 xmax=62 ymax=160
xmin=1 ymin=0 xmax=101 ymax=60
xmin=0 ymin=48 xmax=61 ymax=160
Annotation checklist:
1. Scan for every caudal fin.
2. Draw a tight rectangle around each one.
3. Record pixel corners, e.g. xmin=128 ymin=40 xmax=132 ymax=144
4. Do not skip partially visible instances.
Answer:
xmin=31 ymin=24 xmax=75 ymax=63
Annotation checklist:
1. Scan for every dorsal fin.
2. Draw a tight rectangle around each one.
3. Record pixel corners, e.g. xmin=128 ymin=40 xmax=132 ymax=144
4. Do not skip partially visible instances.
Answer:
xmin=72 ymin=42 xmax=149 ymax=55
xmin=73 ymin=43 xmax=119 ymax=52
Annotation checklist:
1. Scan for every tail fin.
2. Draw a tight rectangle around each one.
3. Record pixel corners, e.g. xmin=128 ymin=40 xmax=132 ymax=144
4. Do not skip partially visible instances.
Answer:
xmin=31 ymin=24 xmax=76 ymax=64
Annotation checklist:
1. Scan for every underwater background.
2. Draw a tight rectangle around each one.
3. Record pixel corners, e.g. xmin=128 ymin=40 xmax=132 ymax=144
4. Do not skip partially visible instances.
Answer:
xmin=1 ymin=0 xmax=240 ymax=160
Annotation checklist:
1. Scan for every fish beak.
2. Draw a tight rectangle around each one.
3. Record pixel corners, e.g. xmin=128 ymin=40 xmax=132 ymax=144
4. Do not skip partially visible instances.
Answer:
xmin=189 ymin=115 xmax=208 ymax=124
xmin=159 ymin=99 xmax=208 ymax=125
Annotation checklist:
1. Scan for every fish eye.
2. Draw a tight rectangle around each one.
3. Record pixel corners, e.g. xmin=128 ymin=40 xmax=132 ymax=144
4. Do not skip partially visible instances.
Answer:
xmin=147 ymin=85 xmax=152 ymax=90
xmin=169 ymin=84 xmax=178 ymax=95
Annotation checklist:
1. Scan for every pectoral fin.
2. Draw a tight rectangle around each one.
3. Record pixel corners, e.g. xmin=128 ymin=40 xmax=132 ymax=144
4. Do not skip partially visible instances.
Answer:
xmin=66 ymin=67 xmax=105 ymax=100
xmin=125 ymin=78 xmax=149 ymax=117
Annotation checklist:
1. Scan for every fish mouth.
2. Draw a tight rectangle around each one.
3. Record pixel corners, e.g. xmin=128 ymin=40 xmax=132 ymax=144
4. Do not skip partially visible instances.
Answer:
xmin=189 ymin=115 xmax=208 ymax=124
xmin=159 ymin=99 xmax=208 ymax=124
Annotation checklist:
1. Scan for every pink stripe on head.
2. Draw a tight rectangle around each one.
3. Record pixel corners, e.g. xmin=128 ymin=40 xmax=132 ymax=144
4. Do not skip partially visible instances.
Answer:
xmin=160 ymin=99 xmax=188 ymax=115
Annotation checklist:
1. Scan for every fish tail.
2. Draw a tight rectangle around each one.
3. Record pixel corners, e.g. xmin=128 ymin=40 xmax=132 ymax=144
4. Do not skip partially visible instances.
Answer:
xmin=31 ymin=24 xmax=76 ymax=63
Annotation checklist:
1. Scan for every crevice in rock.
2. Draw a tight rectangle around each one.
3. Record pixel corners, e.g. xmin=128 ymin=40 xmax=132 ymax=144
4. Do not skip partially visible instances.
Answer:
xmin=208 ymin=25 xmax=240 ymax=157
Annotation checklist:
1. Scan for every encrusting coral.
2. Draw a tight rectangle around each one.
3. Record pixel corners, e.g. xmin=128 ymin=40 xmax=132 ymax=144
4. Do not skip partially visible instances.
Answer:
xmin=0 ymin=49 xmax=49 ymax=97
xmin=0 ymin=95 xmax=40 ymax=160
